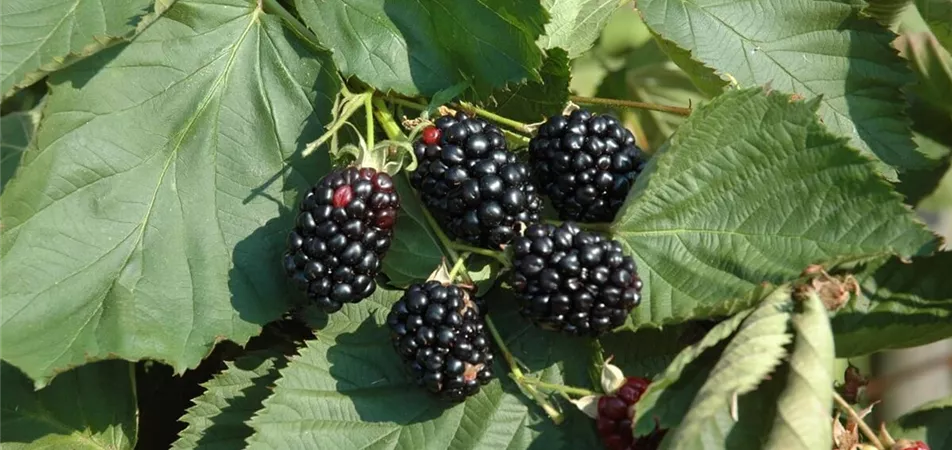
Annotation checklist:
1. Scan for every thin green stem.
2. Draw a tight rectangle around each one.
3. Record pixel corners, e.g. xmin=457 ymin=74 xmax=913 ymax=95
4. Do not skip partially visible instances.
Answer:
xmin=485 ymin=315 xmax=523 ymax=378
xmin=570 ymin=95 xmax=692 ymax=117
xmin=449 ymin=242 xmax=511 ymax=268
xmin=261 ymin=0 xmax=319 ymax=46
xmin=833 ymin=391 xmax=884 ymax=450
xmin=365 ymin=93 xmax=374 ymax=149
xmin=520 ymin=377 xmax=598 ymax=397
xmin=386 ymin=96 xmax=428 ymax=112
xmin=448 ymin=253 xmax=470 ymax=283
xmin=372 ymin=98 xmax=406 ymax=142
xmin=454 ymin=101 xmax=533 ymax=134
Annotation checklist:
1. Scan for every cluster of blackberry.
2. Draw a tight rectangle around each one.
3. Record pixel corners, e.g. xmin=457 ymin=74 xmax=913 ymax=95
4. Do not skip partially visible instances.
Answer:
xmin=597 ymin=377 xmax=667 ymax=450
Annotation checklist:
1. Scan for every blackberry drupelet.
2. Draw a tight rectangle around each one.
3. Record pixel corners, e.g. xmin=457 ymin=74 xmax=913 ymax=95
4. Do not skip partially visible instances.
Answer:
xmin=387 ymin=281 xmax=495 ymax=402
xmin=597 ymin=377 xmax=666 ymax=450
xmin=528 ymin=109 xmax=648 ymax=222
xmin=283 ymin=167 xmax=399 ymax=313
xmin=410 ymin=111 xmax=542 ymax=248
xmin=510 ymin=222 xmax=643 ymax=336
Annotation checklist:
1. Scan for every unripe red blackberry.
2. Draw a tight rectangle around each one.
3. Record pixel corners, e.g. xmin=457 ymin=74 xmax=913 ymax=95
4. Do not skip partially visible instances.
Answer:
xmin=510 ymin=222 xmax=643 ymax=336
xmin=529 ymin=109 xmax=647 ymax=222
xmin=411 ymin=111 xmax=542 ymax=248
xmin=386 ymin=280 xmax=495 ymax=402
xmin=596 ymin=377 xmax=665 ymax=450
xmin=283 ymin=167 xmax=399 ymax=313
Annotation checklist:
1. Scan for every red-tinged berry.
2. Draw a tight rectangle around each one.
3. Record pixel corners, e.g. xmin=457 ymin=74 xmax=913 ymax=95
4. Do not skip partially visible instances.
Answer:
xmin=893 ymin=440 xmax=930 ymax=450
xmin=284 ymin=167 xmax=400 ymax=313
xmin=617 ymin=377 xmax=649 ymax=404
xmin=422 ymin=126 xmax=441 ymax=145
xmin=595 ymin=375 xmax=664 ymax=450
xmin=598 ymin=396 xmax=629 ymax=420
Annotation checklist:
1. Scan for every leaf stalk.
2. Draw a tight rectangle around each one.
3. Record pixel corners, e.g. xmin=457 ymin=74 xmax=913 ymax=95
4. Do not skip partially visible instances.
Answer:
xmin=570 ymin=95 xmax=692 ymax=117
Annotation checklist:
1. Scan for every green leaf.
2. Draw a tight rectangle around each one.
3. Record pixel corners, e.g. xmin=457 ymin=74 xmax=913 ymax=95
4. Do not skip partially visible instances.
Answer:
xmin=247 ymin=287 xmax=563 ymax=450
xmin=0 ymin=0 xmax=340 ymax=386
xmin=0 ymin=0 xmax=154 ymax=99
xmin=886 ymin=395 xmax=952 ymax=448
xmin=172 ymin=350 xmax=288 ymax=450
xmin=663 ymin=288 xmax=794 ymax=450
xmin=916 ymin=0 xmax=952 ymax=52
xmin=0 ymin=100 xmax=41 ymax=193
xmin=489 ymin=47 xmax=571 ymax=123
xmin=638 ymin=0 xmax=930 ymax=178
xmin=538 ymin=0 xmax=623 ymax=58
xmin=865 ymin=0 xmax=915 ymax=26
xmin=896 ymin=31 xmax=952 ymax=115
xmin=1 ymin=360 xmax=137 ymax=449
xmin=612 ymin=88 xmax=939 ymax=329
xmin=383 ymin=176 xmax=444 ymax=287
xmin=293 ymin=0 xmax=548 ymax=96
xmin=632 ymin=305 xmax=756 ymax=435
xmin=763 ymin=292 xmax=834 ymax=450
xmin=832 ymin=252 xmax=952 ymax=357
xmin=896 ymin=133 xmax=952 ymax=206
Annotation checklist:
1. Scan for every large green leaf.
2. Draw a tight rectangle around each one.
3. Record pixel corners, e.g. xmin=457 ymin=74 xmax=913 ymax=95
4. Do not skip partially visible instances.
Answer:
xmin=172 ymin=350 xmax=288 ymax=450
xmin=1 ymin=360 xmax=137 ymax=449
xmin=662 ymin=289 xmax=793 ymax=450
xmin=638 ymin=0 xmax=930 ymax=178
xmin=886 ymin=395 xmax=952 ymax=449
xmin=763 ymin=293 xmax=834 ymax=450
xmin=865 ymin=0 xmax=914 ymax=26
xmin=0 ymin=0 xmax=154 ymax=99
xmin=538 ymin=0 xmax=623 ymax=58
xmin=0 ymin=100 xmax=41 ymax=192
xmin=293 ymin=0 xmax=547 ymax=96
xmin=489 ymin=48 xmax=571 ymax=123
xmin=832 ymin=252 xmax=952 ymax=357
xmin=0 ymin=0 xmax=339 ymax=386
xmin=611 ymin=88 xmax=939 ymax=329
xmin=246 ymin=288 xmax=564 ymax=450
xmin=916 ymin=0 xmax=952 ymax=52
xmin=896 ymin=31 xmax=952 ymax=116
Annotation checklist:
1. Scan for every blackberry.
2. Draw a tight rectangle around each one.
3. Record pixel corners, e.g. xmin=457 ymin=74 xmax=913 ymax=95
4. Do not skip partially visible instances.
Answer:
xmin=283 ymin=167 xmax=399 ymax=313
xmin=510 ymin=222 xmax=642 ymax=336
xmin=529 ymin=109 xmax=648 ymax=222
xmin=386 ymin=280 xmax=495 ymax=402
xmin=411 ymin=111 xmax=542 ymax=248
xmin=597 ymin=377 xmax=665 ymax=450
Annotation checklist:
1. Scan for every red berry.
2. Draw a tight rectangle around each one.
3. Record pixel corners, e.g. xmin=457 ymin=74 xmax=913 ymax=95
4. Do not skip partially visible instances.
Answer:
xmin=596 ymin=415 xmax=616 ymax=437
xmin=422 ymin=126 xmax=441 ymax=145
xmin=617 ymin=377 xmax=650 ymax=405
xmin=332 ymin=185 xmax=353 ymax=208
xmin=901 ymin=441 xmax=930 ymax=450
xmin=598 ymin=396 xmax=629 ymax=421
xmin=602 ymin=434 xmax=629 ymax=450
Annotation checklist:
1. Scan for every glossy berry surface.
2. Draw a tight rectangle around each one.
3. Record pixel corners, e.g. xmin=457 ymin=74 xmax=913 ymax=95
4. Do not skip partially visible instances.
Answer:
xmin=387 ymin=281 xmax=495 ymax=402
xmin=283 ymin=167 xmax=400 ymax=313
xmin=411 ymin=111 xmax=542 ymax=248
xmin=510 ymin=222 xmax=643 ymax=336
xmin=528 ymin=109 xmax=647 ymax=222
xmin=597 ymin=377 xmax=665 ymax=450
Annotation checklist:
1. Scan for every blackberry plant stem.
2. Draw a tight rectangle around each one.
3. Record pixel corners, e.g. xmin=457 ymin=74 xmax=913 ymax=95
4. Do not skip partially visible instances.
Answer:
xmin=365 ymin=93 xmax=374 ymax=149
xmin=519 ymin=377 xmax=597 ymax=397
xmin=448 ymin=253 xmax=470 ymax=283
xmin=449 ymin=243 xmax=511 ymax=268
xmin=833 ymin=391 xmax=884 ymax=450
xmin=454 ymin=101 xmax=533 ymax=134
xmin=261 ymin=0 xmax=319 ymax=46
xmin=569 ymin=95 xmax=692 ymax=117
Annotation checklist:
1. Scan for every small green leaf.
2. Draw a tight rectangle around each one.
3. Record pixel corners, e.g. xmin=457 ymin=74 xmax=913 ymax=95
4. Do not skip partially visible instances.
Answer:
xmin=0 ymin=100 xmax=41 ymax=192
xmin=663 ymin=288 xmax=793 ymax=450
xmin=763 ymin=292 xmax=835 ymax=450
xmin=865 ymin=0 xmax=915 ymax=26
xmin=916 ymin=0 xmax=952 ymax=52
xmin=0 ymin=0 xmax=154 ymax=99
xmin=293 ymin=0 xmax=548 ymax=96
xmin=247 ymin=287 xmax=563 ymax=450
xmin=489 ymin=47 xmax=571 ymax=123
xmin=886 ymin=395 xmax=952 ymax=448
xmin=171 ymin=350 xmax=288 ymax=450
xmin=632 ymin=306 xmax=756 ymax=435
xmin=0 ymin=0 xmax=340 ymax=386
xmin=612 ymin=88 xmax=939 ymax=330
xmin=896 ymin=31 xmax=952 ymax=115
xmin=1 ymin=360 xmax=137 ymax=449
xmin=639 ymin=0 xmax=931 ymax=177
xmin=538 ymin=0 xmax=623 ymax=58
xmin=832 ymin=252 xmax=952 ymax=357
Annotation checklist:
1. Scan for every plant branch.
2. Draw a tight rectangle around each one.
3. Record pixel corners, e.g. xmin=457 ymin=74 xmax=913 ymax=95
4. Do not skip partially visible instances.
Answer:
xmin=448 ymin=253 xmax=470 ymax=283
xmin=449 ymin=242 xmax=511 ymax=268
xmin=454 ymin=101 xmax=533 ymax=134
xmin=519 ymin=377 xmax=598 ymax=397
xmin=365 ymin=93 xmax=374 ymax=150
xmin=833 ymin=391 xmax=884 ymax=450
xmin=570 ymin=95 xmax=692 ymax=117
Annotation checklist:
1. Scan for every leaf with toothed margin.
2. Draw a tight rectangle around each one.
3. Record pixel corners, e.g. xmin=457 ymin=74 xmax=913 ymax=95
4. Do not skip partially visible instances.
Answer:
xmin=0 ymin=0 xmax=340 ymax=387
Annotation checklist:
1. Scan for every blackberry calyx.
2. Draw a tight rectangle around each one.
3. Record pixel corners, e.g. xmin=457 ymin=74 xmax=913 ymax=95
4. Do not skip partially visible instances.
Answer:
xmin=510 ymin=222 xmax=643 ymax=337
xmin=283 ymin=167 xmax=399 ymax=313
xmin=529 ymin=109 xmax=647 ymax=222
xmin=387 ymin=280 xmax=495 ymax=402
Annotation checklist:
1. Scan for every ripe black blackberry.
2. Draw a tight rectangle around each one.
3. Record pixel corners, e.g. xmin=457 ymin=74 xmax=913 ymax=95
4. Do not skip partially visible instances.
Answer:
xmin=386 ymin=280 xmax=495 ymax=402
xmin=529 ymin=109 xmax=648 ymax=222
xmin=510 ymin=222 xmax=643 ymax=336
xmin=283 ymin=167 xmax=399 ymax=313
xmin=410 ymin=111 xmax=542 ymax=248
